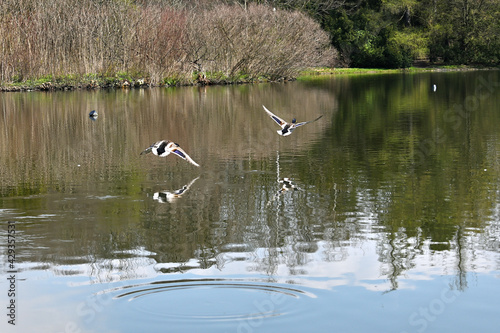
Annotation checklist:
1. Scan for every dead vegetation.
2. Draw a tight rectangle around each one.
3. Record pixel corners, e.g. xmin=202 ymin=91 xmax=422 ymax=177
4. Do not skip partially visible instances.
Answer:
xmin=0 ymin=0 xmax=336 ymax=89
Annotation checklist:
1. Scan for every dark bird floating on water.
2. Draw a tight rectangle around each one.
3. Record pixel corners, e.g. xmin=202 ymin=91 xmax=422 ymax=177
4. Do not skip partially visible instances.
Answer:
xmin=89 ymin=110 xmax=98 ymax=120
xmin=262 ymin=105 xmax=323 ymax=136
xmin=140 ymin=140 xmax=200 ymax=167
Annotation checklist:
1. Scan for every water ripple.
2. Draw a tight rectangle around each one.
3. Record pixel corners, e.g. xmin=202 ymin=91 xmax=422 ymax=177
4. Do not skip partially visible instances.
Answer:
xmin=99 ymin=278 xmax=317 ymax=322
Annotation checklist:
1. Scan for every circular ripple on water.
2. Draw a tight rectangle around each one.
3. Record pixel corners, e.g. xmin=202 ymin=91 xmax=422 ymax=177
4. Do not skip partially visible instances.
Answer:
xmin=99 ymin=278 xmax=317 ymax=322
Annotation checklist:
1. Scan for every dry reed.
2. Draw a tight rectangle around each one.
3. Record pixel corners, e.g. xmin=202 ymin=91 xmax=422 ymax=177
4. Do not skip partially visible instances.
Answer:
xmin=0 ymin=0 xmax=336 ymax=87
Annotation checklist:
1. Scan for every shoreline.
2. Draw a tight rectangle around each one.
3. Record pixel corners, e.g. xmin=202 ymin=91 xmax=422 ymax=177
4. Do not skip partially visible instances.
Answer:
xmin=1 ymin=66 xmax=497 ymax=92
xmin=300 ymin=65 xmax=499 ymax=76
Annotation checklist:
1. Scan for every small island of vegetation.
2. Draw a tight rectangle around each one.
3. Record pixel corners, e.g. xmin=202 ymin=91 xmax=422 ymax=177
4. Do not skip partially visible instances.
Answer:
xmin=1 ymin=0 xmax=499 ymax=91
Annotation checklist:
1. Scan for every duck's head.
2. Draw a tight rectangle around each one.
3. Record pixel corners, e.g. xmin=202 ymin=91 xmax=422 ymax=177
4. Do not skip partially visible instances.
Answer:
xmin=140 ymin=144 xmax=154 ymax=155
xmin=292 ymin=118 xmax=297 ymax=124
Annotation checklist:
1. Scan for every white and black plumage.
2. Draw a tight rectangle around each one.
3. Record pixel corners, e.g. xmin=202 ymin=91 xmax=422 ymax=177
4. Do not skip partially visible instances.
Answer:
xmin=140 ymin=140 xmax=200 ymax=167
xmin=277 ymin=177 xmax=299 ymax=194
xmin=262 ymin=105 xmax=323 ymax=136
xmin=89 ymin=110 xmax=98 ymax=120
xmin=266 ymin=177 xmax=301 ymax=206
xmin=153 ymin=176 xmax=200 ymax=203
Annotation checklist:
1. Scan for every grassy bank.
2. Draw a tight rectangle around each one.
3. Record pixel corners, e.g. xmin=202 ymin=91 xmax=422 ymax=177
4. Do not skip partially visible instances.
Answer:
xmin=0 ymin=71 xmax=267 ymax=92
xmin=300 ymin=65 xmax=499 ymax=76
xmin=2 ymin=65 xmax=497 ymax=92
xmin=297 ymin=65 xmax=499 ymax=80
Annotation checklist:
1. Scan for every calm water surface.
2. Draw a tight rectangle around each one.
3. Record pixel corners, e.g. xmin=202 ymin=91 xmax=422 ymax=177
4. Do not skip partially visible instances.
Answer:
xmin=1 ymin=71 xmax=500 ymax=332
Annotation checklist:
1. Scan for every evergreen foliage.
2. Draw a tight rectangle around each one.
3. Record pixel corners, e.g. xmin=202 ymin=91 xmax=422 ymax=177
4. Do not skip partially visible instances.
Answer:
xmin=267 ymin=0 xmax=500 ymax=68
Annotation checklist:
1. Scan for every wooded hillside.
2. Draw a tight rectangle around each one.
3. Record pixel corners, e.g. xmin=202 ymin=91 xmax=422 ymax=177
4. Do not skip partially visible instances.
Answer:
xmin=272 ymin=0 xmax=500 ymax=68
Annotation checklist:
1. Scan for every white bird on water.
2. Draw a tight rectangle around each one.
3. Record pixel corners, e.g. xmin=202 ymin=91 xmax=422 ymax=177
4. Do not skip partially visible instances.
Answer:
xmin=262 ymin=105 xmax=323 ymax=136
xmin=140 ymin=140 xmax=200 ymax=167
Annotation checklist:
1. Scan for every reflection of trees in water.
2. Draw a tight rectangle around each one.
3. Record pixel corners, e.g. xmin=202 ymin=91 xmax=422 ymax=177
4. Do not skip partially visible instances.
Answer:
xmin=10 ymin=152 xmax=500 ymax=287
xmin=0 ymin=83 xmax=330 ymax=197
xmin=378 ymin=229 xmax=420 ymax=291
xmin=3 ymin=72 xmax=500 ymax=288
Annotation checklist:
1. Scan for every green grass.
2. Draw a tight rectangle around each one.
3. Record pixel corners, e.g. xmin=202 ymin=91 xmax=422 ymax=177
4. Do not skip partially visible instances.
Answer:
xmin=0 ymin=72 xmax=152 ymax=91
xmin=2 ymin=65 xmax=497 ymax=91
xmin=297 ymin=65 xmax=498 ymax=80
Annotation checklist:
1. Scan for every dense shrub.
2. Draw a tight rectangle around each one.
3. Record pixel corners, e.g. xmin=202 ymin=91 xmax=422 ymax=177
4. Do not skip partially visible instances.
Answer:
xmin=184 ymin=4 xmax=335 ymax=81
xmin=0 ymin=0 xmax=336 ymax=85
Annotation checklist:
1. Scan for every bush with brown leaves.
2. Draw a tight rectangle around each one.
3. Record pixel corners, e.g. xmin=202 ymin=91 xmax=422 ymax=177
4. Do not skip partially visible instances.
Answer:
xmin=0 ymin=0 xmax=336 ymax=85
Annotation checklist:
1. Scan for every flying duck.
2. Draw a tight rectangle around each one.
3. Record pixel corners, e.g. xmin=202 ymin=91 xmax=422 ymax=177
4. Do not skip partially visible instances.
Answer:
xmin=262 ymin=105 xmax=323 ymax=136
xmin=140 ymin=140 xmax=200 ymax=167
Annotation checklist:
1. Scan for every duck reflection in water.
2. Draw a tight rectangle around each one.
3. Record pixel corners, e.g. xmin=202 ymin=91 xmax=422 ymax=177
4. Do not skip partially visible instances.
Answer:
xmin=277 ymin=177 xmax=299 ymax=194
xmin=268 ymin=177 xmax=300 ymax=206
xmin=153 ymin=176 xmax=200 ymax=203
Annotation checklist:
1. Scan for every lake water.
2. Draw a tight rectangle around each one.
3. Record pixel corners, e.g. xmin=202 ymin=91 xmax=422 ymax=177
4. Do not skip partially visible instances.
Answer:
xmin=1 ymin=70 xmax=500 ymax=332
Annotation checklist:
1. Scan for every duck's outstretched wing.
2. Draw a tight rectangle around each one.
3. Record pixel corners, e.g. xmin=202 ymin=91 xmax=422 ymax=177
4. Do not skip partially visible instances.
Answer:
xmin=263 ymin=105 xmax=287 ymax=127
xmin=295 ymin=115 xmax=323 ymax=127
xmin=185 ymin=176 xmax=200 ymax=190
xmin=171 ymin=146 xmax=200 ymax=167
xmin=174 ymin=176 xmax=200 ymax=195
